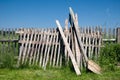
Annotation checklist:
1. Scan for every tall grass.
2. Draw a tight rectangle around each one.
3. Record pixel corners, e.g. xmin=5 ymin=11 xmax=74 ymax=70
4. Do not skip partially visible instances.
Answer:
xmin=99 ymin=43 xmax=120 ymax=71
xmin=0 ymin=42 xmax=19 ymax=68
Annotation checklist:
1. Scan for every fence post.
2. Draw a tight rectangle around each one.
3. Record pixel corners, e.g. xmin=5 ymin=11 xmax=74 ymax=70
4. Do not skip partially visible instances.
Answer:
xmin=116 ymin=27 xmax=120 ymax=43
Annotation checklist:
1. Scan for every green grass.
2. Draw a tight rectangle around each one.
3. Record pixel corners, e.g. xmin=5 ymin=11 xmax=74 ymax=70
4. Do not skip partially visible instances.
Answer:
xmin=0 ymin=67 xmax=120 ymax=80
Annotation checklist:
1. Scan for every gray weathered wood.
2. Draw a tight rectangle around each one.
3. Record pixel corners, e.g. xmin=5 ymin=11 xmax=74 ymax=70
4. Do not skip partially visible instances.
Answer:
xmin=22 ymin=29 xmax=30 ymax=64
xmin=35 ymin=29 xmax=44 ymax=65
xmin=53 ymin=32 xmax=59 ymax=67
xmin=32 ymin=30 xmax=40 ymax=65
xmin=69 ymin=7 xmax=101 ymax=74
xmin=29 ymin=30 xmax=37 ymax=65
xmin=49 ymin=29 xmax=56 ymax=66
xmin=17 ymin=32 xmax=26 ymax=66
xmin=44 ymin=30 xmax=54 ymax=69
xmin=24 ymin=29 xmax=34 ymax=63
xmin=56 ymin=20 xmax=81 ymax=75
xmin=56 ymin=40 xmax=61 ymax=67
xmin=39 ymin=29 xmax=47 ymax=66
xmin=42 ymin=29 xmax=50 ymax=68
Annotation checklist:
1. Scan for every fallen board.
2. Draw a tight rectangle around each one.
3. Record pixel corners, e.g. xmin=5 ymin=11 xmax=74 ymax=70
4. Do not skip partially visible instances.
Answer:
xmin=56 ymin=20 xmax=81 ymax=75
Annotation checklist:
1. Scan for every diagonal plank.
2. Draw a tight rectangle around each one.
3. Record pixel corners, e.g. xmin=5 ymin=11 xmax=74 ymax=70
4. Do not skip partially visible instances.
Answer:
xmin=56 ymin=20 xmax=81 ymax=75
xmin=69 ymin=7 xmax=101 ymax=74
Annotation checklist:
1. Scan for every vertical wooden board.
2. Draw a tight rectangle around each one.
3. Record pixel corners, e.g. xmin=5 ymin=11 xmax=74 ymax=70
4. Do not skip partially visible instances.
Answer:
xmin=64 ymin=37 xmax=67 ymax=64
xmin=91 ymin=27 xmax=95 ymax=58
xmin=90 ymin=27 xmax=93 ymax=59
xmin=82 ymin=28 xmax=87 ymax=63
xmin=91 ymin=37 xmax=95 ymax=59
xmin=95 ymin=36 xmax=98 ymax=59
xmin=29 ymin=30 xmax=37 ymax=65
xmin=22 ymin=29 xmax=30 ymax=64
xmin=56 ymin=40 xmax=61 ymax=67
xmin=32 ymin=30 xmax=40 ymax=65
xmin=98 ymin=28 xmax=101 ymax=56
xmin=32 ymin=29 xmax=41 ymax=65
xmin=42 ymin=30 xmax=50 ymax=68
xmin=31 ymin=29 xmax=39 ymax=64
xmin=60 ymin=52 xmax=62 ymax=67
xmin=44 ymin=30 xmax=54 ymax=68
xmin=39 ymin=29 xmax=47 ymax=66
xmin=35 ymin=29 xmax=44 ymax=65
xmin=17 ymin=32 xmax=27 ymax=66
xmin=49 ymin=30 xmax=56 ymax=66
xmin=95 ymin=38 xmax=97 ymax=60
xmin=67 ymin=32 xmax=71 ymax=62
xmin=56 ymin=20 xmax=81 ymax=75
xmin=24 ymin=29 xmax=34 ymax=63
xmin=84 ymin=36 xmax=87 ymax=67
xmin=85 ymin=27 xmax=88 ymax=58
xmin=53 ymin=32 xmax=59 ymax=67
xmin=88 ymin=27 xmax=90 ymax=58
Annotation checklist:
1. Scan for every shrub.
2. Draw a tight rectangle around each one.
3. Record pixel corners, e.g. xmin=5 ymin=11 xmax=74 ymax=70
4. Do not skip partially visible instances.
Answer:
xmin=0 ymin=52 xmax=14 ymax=68
xmin=99 ymin=43 xmax=120 ymax=71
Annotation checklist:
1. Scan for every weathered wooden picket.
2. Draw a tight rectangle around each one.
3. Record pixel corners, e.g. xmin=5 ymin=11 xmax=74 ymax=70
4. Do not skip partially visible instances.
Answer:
xmin=16 ymin=28 xmax=62 ymax=68
xmin=0 ymin=27 xmax=104 ymax=69
xmin=15 ymin=25 xmax=102 ymax=69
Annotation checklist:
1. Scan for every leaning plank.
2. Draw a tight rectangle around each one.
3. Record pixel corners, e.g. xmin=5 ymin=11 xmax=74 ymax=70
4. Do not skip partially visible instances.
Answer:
xmin=69 ymin=7 xmax=101 ymax=74
xmin=64 ymin=19 xmax=69 ymax=65
xmin=56 ymin=20 xmax=81 ymax=75
xmin=74 ymin=31 xmax=81 ymax=67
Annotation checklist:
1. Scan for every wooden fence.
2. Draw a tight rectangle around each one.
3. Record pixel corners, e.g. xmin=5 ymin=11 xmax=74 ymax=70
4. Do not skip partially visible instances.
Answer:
xmin=16 ymin=28 xmax=62 ymax=68
xmin=0 ymin=27 xmax=118 ymax=69
xmin=0 ymin=28 xmax=19 ymax=56
xmin=15 ymin=26 xmax=102 ymax=69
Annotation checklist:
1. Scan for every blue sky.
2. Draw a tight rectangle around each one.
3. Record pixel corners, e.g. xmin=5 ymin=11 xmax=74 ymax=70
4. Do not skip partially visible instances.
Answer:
xmin=0 ymin=0 xmax=120 ymax=28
